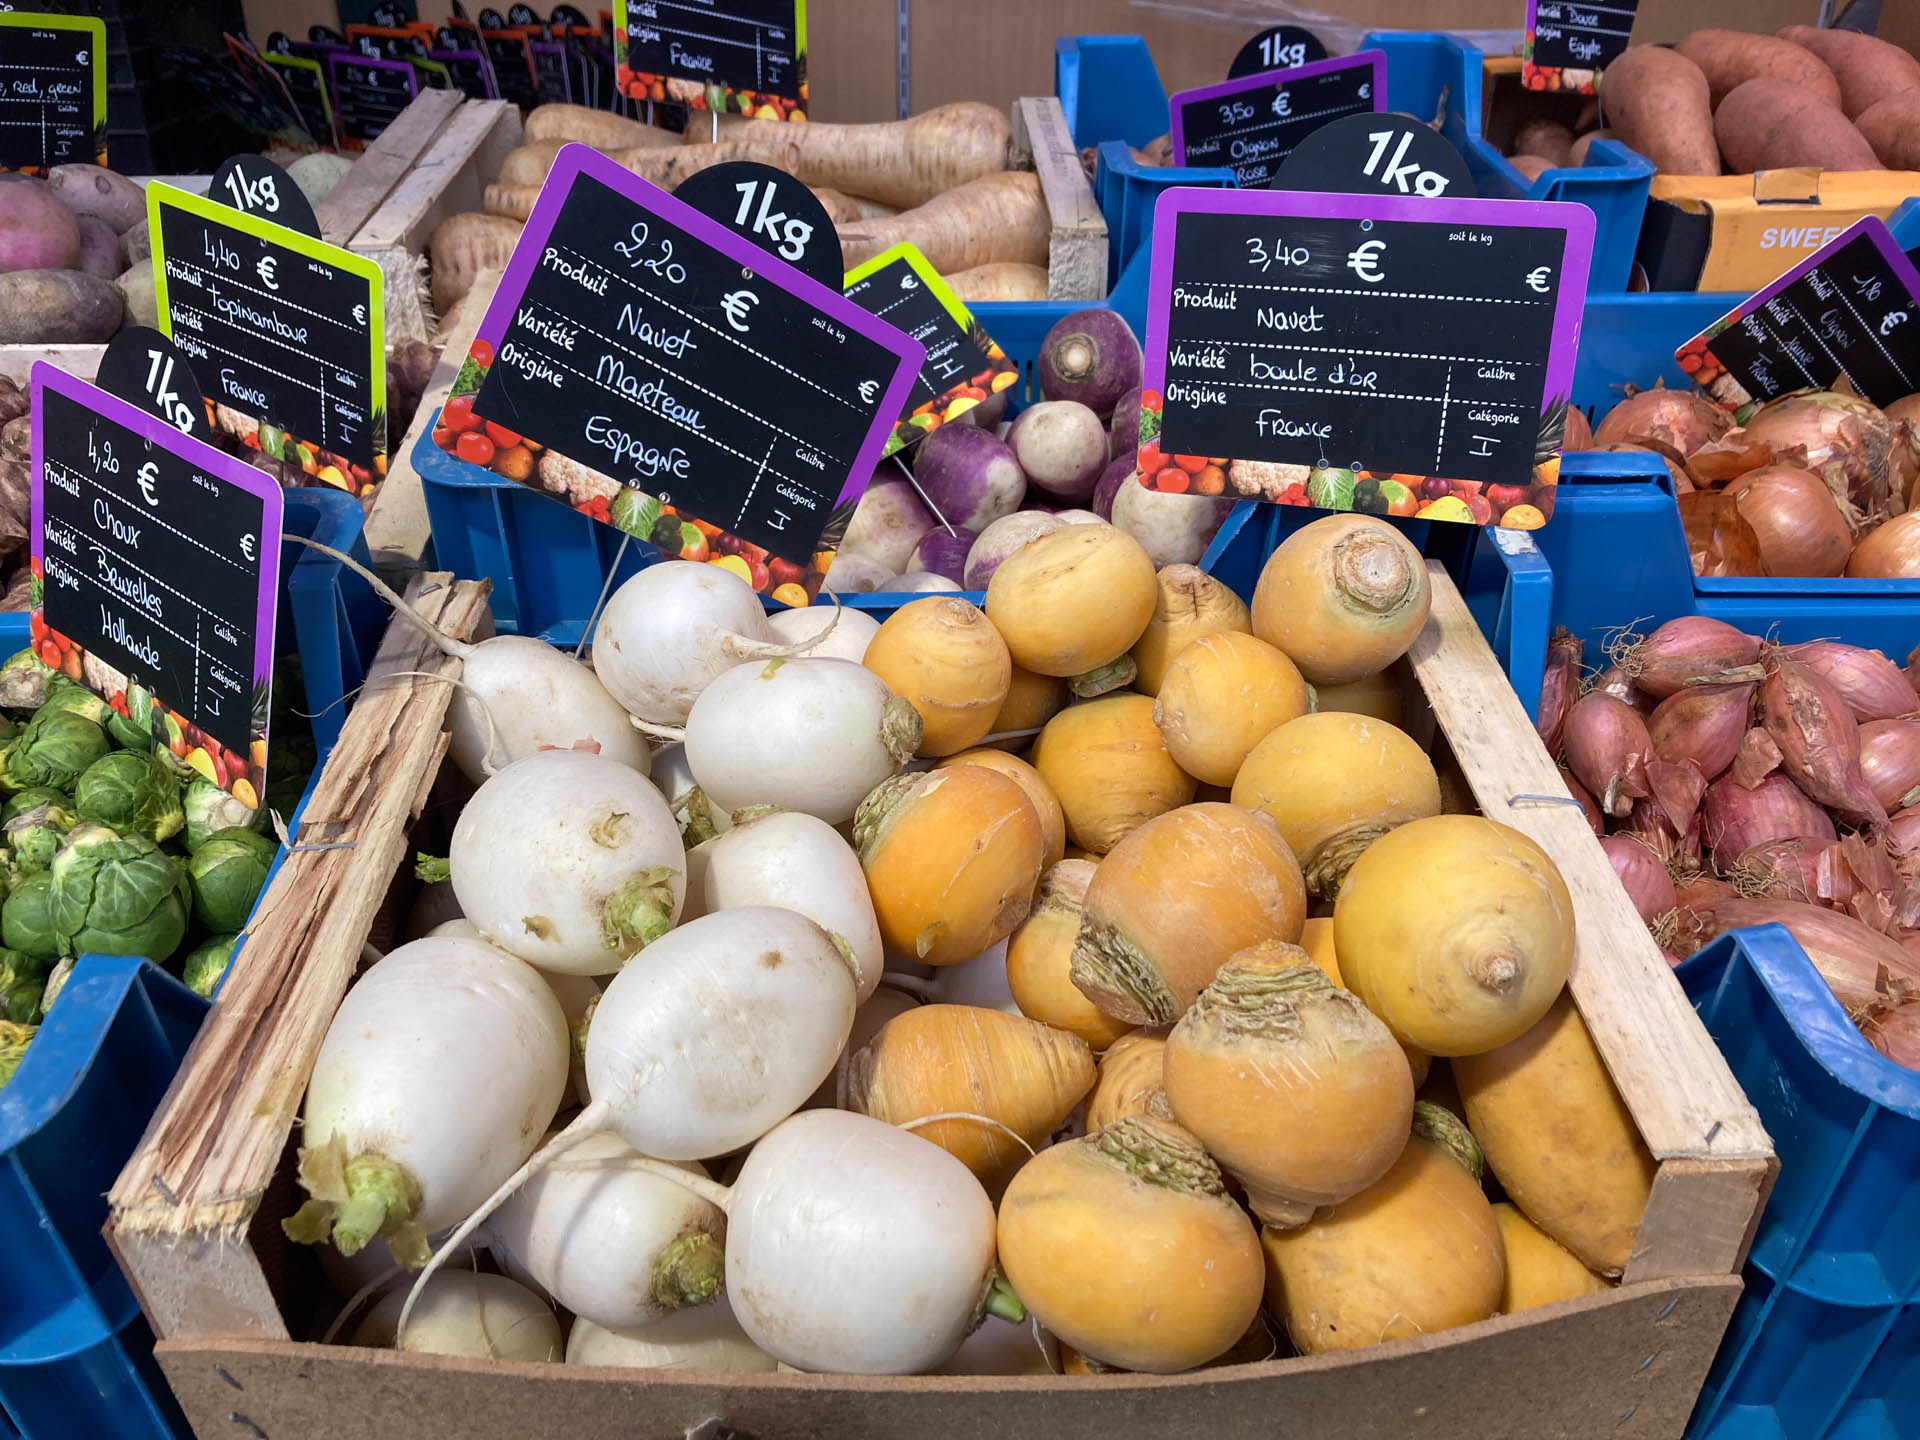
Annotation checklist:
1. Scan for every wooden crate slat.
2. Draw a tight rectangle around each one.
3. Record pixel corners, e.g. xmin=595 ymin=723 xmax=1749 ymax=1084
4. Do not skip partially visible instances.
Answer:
xmin=352 ymin=100 xmax=525 ymax=258
xmin=1010 ymin=96 xmax=1108 ymax=300
xmin=0 ymin=344 xmax=105 ymax=386
xmin=316 ymin=90 xmax=467 ymax=247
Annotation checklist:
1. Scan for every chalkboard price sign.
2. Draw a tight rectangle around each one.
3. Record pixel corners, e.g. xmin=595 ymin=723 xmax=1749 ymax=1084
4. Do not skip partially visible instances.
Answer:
xmin=1170 ymin=52 xmax=1383 ymax=191
xmin=1141 ymin=187 xmax=1594 ymax=528
xmin=1523 ymin=0 xmax=1640 ymax=93
xmin=615 ymin=0 xmax=807 ymax=114
xmin=431 ymin=46 xmax=497 ymax=99
xmin=264 ymin=50 xmax=339 ymax=147
xmin=328 ymin=51 xmax=419 ymax=144
xmin=844 ymin=244 xmax=1016 ymax=456
xmin=449 ymin=143 xmax=920 ymax=604
xmin=530 ymin=38 xmax=573 ymax=102
xmin=30 ymin=363 xmax=282 ymax=794
xmin=0 ymin=12 xmax=105 ymax=173
xmin=1680 ymin=217 xmax=1920 ymax=414
xmin=148 ymin=182 xmax=387 ymax=482
xmin=481 ymin=28 xmax=541 ymax=109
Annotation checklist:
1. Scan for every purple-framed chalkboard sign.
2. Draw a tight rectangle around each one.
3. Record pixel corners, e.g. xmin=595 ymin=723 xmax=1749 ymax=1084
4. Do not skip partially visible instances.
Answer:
xmin=1139 ymin=187 xmax=1595 ymax=530
xmin=451 ymin=142 xmax=923 ymax=605
xmin=1681 ymin=215 xmax=1920 ymax=414
xmin=30 ymin=363 xmax=282 ymax=800
xmin=1169 ymin=52 xmax=1384 ymax=190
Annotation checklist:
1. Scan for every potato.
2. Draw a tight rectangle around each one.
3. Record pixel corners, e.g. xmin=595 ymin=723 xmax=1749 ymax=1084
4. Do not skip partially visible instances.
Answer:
xmin=74 ymin=214 xmax=120 ymax=280
xmin=1714 ymin=78 xmax=1879 ymax=173
xmin=117 ymin=262 xmax=158 ymax=330
xmin=0 ymin=269 xmax=125 ymax=342
xmin=123 ymin=218 xmax=150 ymax=265
xmin=1600 ymin=47 xmax=1720 ymax=176
xmin=1509 ymin=154 xmax=1554 ymax=183
xmin=1569 ymin=129 xmax=1612 ymax=166
xmin=46 ymin=165 xmax=146 ymax=235
xmin=0 ymin=175 xmax=81 ymax=273
xmin=1778 ymin=25 xmax=1920 ymax=119
xmin=1856 ymin=92 xmax=1920 ymax=170
xmin=1511 ymin=119 xmax=1574 ymax=168
xmin=1674 ymin=29 xmax=1841 ymax=109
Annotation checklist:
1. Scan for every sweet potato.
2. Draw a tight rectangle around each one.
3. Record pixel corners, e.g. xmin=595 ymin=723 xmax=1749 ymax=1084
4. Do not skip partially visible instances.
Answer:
xmin=0 ymin=269 xmax=124 ymax=342
xmin=524 ymin=103 xmax=676 ymax=149
xmin=944 ymin=262 xmax=1050 ymax=303
xmin=0 ymin=176 xmax=81 ymax=273
xmin=837 ymin=171 xmax=1047 ymax=275
xmin=429 ymin=212 xmax=524 ymax=316
xmin=1778 ymin=25 xmax=1920 ymax=119
xmin=1856 ymin=92 xmax=1920 ymax=170
xmin=1714 ymin=77 xmax=1879 ymax=173
xmin=707 ymin=103 xmax=1011 ymax=210
xmin=46 ymin=165 xmax=145 ymax=235
xmin=1512 ymin=119 xmax=1575 ymax=168
xmin=1600 ymin=47 xmax=1720 ymax=176
xmin=1675 ymin=29 xmax=1841 ymax=109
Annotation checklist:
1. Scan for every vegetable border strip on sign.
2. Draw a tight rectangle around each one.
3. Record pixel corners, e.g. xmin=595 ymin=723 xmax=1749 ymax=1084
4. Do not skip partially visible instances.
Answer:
xmin=146 ymin=182 xmax=387 ymax=493
xmin=614 ymin=0 xmax=806 ymax=117
xmin=1140 ymin=187 xmax=1594 ymax=529
xmin=1521 ymin=0 xmax=1640 ymax=94
xmin=843 ymin=243 xmax=1017 ymax=456
xmin=29 ymin=362 xmax=282 ymax=806
xmin=1679 ymin=216 xmax=1920 ymax=415
xmin=450 ymin=142 xmax=921 ymax=605
xmin=0 ymin=12 xmax=106 ymax=174
xmin=1169 ymin=52 xmax=1384 ymax=191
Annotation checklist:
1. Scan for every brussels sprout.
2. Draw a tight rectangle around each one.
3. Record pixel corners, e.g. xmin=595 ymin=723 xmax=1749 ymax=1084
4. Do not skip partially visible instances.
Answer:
xmin=186 ymin=828 xmax=276 ymax=932
xmin=1 ymin=872 xmax=61 ymax=960
xmin=180 ymin=934 xmax=238 ymax=998
xmin=4 ymin=710 xmax=110 ymax=792
xmin=48 ymin=824 xmax=189 ymax=962
xmin=2 ymin=973 xmax=41 ymax=1025
xmin=184 ymin=776 xmax=269 ymax=853
xmin=4 ymin=798 xmax=74 ymax=874
xmin=39 ymin=675 xmax=113 ymax=728
xmin=0 ymin=649 xmax=52 ymax=711
xmin=75 ymin=750 xmax=184 ymax=844
xmin=4 ymin=787 xmax=69 ymax=826
xmin=0 ymin=1019 xmax=32 ymax=1090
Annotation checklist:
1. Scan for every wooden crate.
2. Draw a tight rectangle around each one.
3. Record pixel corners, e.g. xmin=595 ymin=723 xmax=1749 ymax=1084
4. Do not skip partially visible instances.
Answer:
xmin=104 ymin=563 xmax=1772 ymax=1439
xmin=1009 ymin=96 xmax=1108 ymax=300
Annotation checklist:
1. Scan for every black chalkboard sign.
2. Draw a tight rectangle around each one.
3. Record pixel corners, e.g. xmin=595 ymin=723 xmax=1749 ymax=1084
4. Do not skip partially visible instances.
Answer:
xmin=1141 ymin=188 xmax=1595 ymax=527
xmin=1682 ymin=217 xmax=1920 ymax=413
xmin=1524 ymin=0 xmax=1639 ymax=92
xmin=1169 ymin=52 xmax=1383 ymax=190
xmin=529 ymin=38 xmax=572 ymax=101
xmin=432 ymin=46 xmax=496 ymax=98
xmin=455 ymin=144 xmax=920 ymax=600
xmin=148 ymin=182 xmax=387 ymax=478
xmin=0 ymin=13 xmax=105 ymax=171
xmin=31 ymin=364 xmax=283 ymax=787
xmin=1272 ymin=111 xmax=1473 ymax=199
xmin=265 ymin=50 xmax=339 ymax=147
xmin=1228 ymin=26 xmax=1328 ymax=80
xmin=328 ymin=52 xmax=419 ymax=143
xmin=482 ymin=29 xmax=540 ymax=107
xmin=616 ymin=0 xmax=805 ymax=106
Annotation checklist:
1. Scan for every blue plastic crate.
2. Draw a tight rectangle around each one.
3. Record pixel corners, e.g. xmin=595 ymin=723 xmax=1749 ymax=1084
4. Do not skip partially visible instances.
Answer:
xmin=1052 ymin=33 xmax=1168 ymax=150
xmin=282 ymin=487 xmax=386 ymax=758
xmin=1093 ymin=141 xmax=1233 ymax=294
xmin=1679 ymin=926 xmax=1920 ymax=1439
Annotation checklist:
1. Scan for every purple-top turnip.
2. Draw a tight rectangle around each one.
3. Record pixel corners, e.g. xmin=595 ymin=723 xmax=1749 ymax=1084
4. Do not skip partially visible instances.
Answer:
xmin=912 ymin=424 xmax=1026 ymax=532
xmin=1038 ymin=308 xmax=1143 ymax=421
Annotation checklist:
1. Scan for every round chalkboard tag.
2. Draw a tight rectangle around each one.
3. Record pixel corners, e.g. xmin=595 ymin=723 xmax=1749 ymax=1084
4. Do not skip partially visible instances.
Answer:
xmin=209 ymin=154 xmax=321 ymax=239
xmin=267 ymin=31 xmax=294 ymax=55
xmin=307 ymin=24 xmax=344 ymax=43
xmin=1272 ymin=111 xmax=1473 ymax=198
xmin=551 ymin=5 xmax=590 ymax=30
xmin=1229 ymin=26 xmax=1329 ymax=80
xmin=478 ymin=10 xmax=507 ymax=30
xmin=674 ymin=162 xmax=845 ymax=288
xmin=97 ymin=328 xmax=215 ymax=444
xmin=507 ymin=4 xmax=543 ymax=27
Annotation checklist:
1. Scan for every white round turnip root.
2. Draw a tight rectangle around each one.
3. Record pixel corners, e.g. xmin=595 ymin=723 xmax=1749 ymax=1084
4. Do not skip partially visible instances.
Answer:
xmin=767 ymin=603 xmax=880 ymax=663
xmin=428 ymin=920 xmax=598 ymax=1101
xmin=700 ymin=810 xmax=883 ymax=1001
xmin=1110 ymin=481 xmax=1234 ymax=567
xmin=1007 ymin=400 xmax=1110 ymax=502
xmin=450 ymin=749 xmax=685 ymax=975
xmin=567 ymin=1306 xmax=776 ymax=1373
xmin=650 ymin=741 xmax=733 ymax=844
xmin=354 ymin=1272 xmax=561 ymax=1362
xmin=490 ymin=1131 xmax=727 ymax=1331
xmin=399 ymin=909 xmax=859 ymax=1338
xmin=591 ymin=561 xmax=835 ymax=726
xmin=289 ymin=937 xmax=569 ymax=1262
xmin=684 ymin=658 xmax=921 ymax=825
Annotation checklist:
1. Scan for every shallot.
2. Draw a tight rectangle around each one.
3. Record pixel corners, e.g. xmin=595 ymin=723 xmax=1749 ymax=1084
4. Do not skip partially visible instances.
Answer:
xmin=1620 ymin=617 xmax=1761 ymax=699
xmin=1761 ymin=660 xmax=1887 ymax=824
xmin=1781 ymin=641 xmax=1919 ymax=722
xmin=1563 ymin=693 xmax=1653 ymax=816
xmin=1701 ymin=771 xmax=1835 ymax=871
xmin=1599 ymin=835 xmax=1677 ymax=923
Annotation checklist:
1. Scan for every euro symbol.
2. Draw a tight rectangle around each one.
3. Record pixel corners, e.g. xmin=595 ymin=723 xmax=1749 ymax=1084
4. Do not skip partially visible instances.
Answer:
xmin=900 ymin=274 xmax=919 ymax=290
xmin=257 ymin=255 xmax=279 ymax=290
xmin=136 ymin=462 xmax=159 ymax=506
xmin=1882 ymin=310 xmax=1909 ymax=336
xmin=352 ymin=303 xmax=367 ymax=325
xmin=1526 ymin=266 xmax=1552 ymax=294
xmin=720 ymin=288 xmax=758 ymax=333
xmin=240 ymin=533 xmax=256 ymax=560
xmin=1346 ymin=239 xmax=1386 ymax=284
xmin=75 ymin=50 xmax=88 ymax=66
xmin=857 ymin=379 xmax=879 ymax=404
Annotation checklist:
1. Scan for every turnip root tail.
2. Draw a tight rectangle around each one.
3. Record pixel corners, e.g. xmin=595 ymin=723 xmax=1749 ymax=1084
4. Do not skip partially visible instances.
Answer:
xmin=284 ymin=536 xmax=475 ymax=661
xmin=895 ymin=1111 xmax=1039 ymax=1159
xmin=981 ymin=1273 xmax=1027 ymax=1326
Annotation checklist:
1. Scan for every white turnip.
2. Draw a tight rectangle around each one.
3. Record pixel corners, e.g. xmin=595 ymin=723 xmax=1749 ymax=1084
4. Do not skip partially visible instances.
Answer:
xmin=1039 ymin=309 xmax=1143 ymax=421
xmin=286 ymin=937 xmax=569 ymax=1263
xmin=963 ymin=511 xmax=1065 ymax=589
xmin=1008 ymin=401 xmax=1111 ymax=502
xmin=354 ymin=1272 xmax=561 ymax=1362
xmin=649 ymin=741 xmax=733 ymax=843
xmin=766 ymin=604 xmax=880 ymax=663
xmin=567 ymin=1306 xmax=776 ymax=1372
xmin=893 ymin=571 xmax=965 ymax=593
xmin=913 ymin=424 xmax=1026 ymax=531
xmin=684 ymin=657 xmax=921 ymax=824
xmin=819 ymin=553 xmax=897 ymax=593
xmin=838 ymin=478 xmax=937 ymax=574
xmin=449 ymin=749 xmax=686 ymax=975
xmin=1111 ymin=481 xmax=1234 ymax=566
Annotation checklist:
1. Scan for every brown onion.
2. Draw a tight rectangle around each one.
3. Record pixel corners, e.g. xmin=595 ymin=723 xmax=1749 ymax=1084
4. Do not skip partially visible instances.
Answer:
xmin=1677 ymin=896 xmax=1920 ymax=1018
xmin=1593 ymin=443 xmax=1693 ymax=494
xmin=1558 ymin=765 xmax=1605 ymax=836
xmin=1592 ymin=387 xmax=1732 ymax=460
xmin=1684 ymin=429 xmax=1774 ymax=487
xmin=1623 ymin=617 xmax=1762 ymax=699
xmin=1762 ymin=661 xmax=1887 ymax=825
xmin=1858 ymin=719 xmax=1920 ymax=811
xmin=1564 ymin=692 xmax=1653 ymax=817
xmin=1701 ymin=771 xmax=1836 ymax=872
xmin=1744 ymin=391 xmax=1914 ymax=527
xmin=1864 ymin=1002 xmax=1920 ymax=1069
xmin=1848 ymin=512 xmax=1920 ymax=578
xmin=1600 ymin=834 xmax=1677 ymax=922
xmin=1782 ymin=641 xmax=1919 ymax=722
xmin=1536 ymin=629 xmax=1583 ymax=757
xmin=1723 ymin=466 xmax=1854 ymax=578
xmin=1679 ymin=490 xmax=1767 ymax=577
xmin=1564 ymin=406 xmax=1592 ymax=451
xmin=1647 ymin=682 xmax=1753 ymax=779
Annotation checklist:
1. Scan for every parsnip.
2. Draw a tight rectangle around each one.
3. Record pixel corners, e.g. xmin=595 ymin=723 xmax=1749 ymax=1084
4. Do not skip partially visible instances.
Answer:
xmin=429 ymin=213 xmax=523 ymax=315
xmin=704 ymin=103 xmax=1011 ymax=209
xmin=839 ymin=172 xmax=1048 ymax=275
xmin=525 ymin=103 xmax=678 ymax=149
xmin=945 ymin=263 xmax=1050 ymax=303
